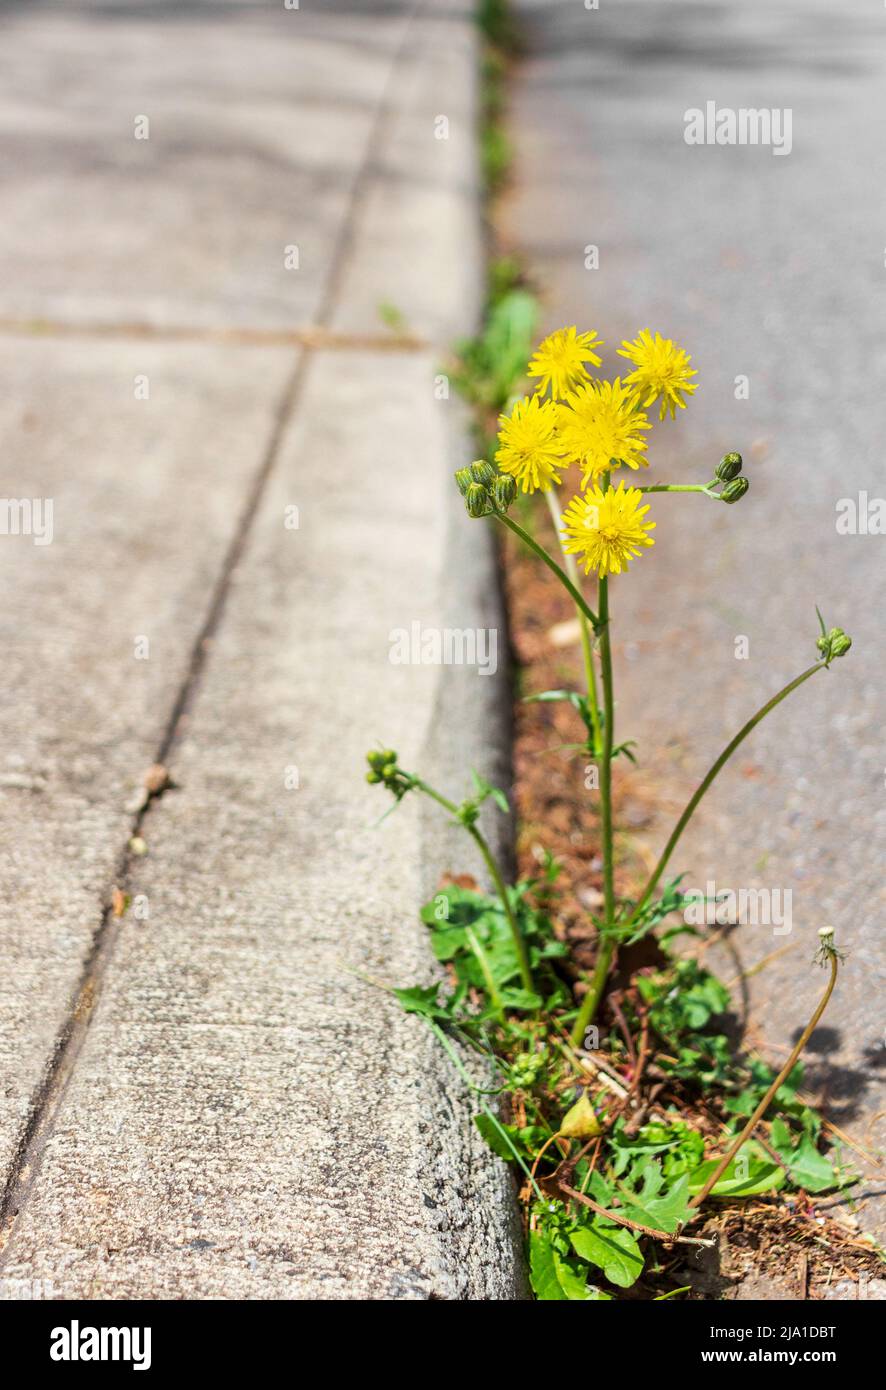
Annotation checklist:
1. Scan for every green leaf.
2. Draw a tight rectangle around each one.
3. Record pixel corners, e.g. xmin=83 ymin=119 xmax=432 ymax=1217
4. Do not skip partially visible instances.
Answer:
xmin=617 ymin=1167 xmax=694 ymax=1233
xmin=529 ymin=1231 xmax=589 ymax=1301
xmin=688 ymin=1150 xmax=785 ymax=1197
xmin=393 ymin=984 xmax=449 ymax=1020
xmin=768 ymin=1124 xmax=843 ymax=1194
xmin=473 ymin=1115 xmax=548 ymax=1163
xmin=570 ymin=1223 xmax=643 ymax=1289
xmin=498 ymin=986 xmax=543 ymax=1012
xmin=612 ymin=740 xmax=638 ymax=764
xmin=473 ymin=1113 xmax=517 ymax=1161
xmin=524 ymin=688 xmax=594 ymax=737
xmin=490 ymin=786 xmax=510 ymax=814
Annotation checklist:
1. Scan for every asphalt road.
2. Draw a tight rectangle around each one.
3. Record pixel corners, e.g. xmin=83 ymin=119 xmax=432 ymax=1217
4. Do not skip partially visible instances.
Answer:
xmin=507 ymin=0 xmax=886 ymax=1242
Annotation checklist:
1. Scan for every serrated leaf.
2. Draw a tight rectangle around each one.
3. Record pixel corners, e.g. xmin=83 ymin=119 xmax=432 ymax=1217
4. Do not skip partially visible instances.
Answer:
xmin=618 ymin=1167 xmax=694 ymax=1233
xmin=569 ymin=1223 xmax=643 ymax=1288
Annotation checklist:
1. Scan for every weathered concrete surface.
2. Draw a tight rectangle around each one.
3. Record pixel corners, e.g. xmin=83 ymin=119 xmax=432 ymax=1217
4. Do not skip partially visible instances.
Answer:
xmin=0 ymin=336 xmax=294 ymax=1181
xmin=0 ymin=1 xmax=404 ymax=330
xmin=506 ymin=0 xmax=886 ymax=1234
xmin=0 ymin=354 xmax=522 ymax=1300
xmin=0 ymin=0 xmax=526 ymax=1298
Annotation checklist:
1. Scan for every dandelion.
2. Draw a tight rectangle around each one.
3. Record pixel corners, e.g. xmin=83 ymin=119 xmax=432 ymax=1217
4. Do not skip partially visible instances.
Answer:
xmin=495 ymin=395 xmax=565 ymax=494
xmin=560 ymin=480 xmax=655 ymax=577
xmin=527 ymin=326 xmax=603 ymax=400
xmin=617 ymin=328 xmax=698 ymax=420
xmin=557 ymin=379 xmax=651 ymax=485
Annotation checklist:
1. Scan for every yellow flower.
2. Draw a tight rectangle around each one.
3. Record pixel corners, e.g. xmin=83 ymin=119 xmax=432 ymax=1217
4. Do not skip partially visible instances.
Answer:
xmin=527 ymin=326 xmax=603 ymax=400
xmin=495 ymin=395 xmax=565 ymax=494
xmin=561 ymin=481 xmax=655 ymax=578
xmin=617 ymin=329 xmax=698 ymax=420
xmin=557 ymin=379 xmax=651 ymax=486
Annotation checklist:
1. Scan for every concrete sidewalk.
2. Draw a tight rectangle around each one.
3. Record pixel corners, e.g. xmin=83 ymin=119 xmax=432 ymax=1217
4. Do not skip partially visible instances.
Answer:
xmin=507 ymin=0 xmax=885 ymax=1240
xmin=0 ymin=0 xmax=524 ymax=1298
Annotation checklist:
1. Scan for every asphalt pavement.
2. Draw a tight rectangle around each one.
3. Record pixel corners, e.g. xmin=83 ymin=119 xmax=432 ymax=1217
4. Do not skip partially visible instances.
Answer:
xmin=507 ymin=0 xmax=886 ymax=1241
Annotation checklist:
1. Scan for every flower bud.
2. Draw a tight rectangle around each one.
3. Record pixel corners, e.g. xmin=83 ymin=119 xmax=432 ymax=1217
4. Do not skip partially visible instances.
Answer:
xmin=493 ymin=475 xmax=517 ymax=511
xmin=720 ymin=476 xmax=749 ymax=504
xmin=465 ymin=482 xmax=491 ymax=518
xmin=381 ymin=763 xmax=397 ymax=780
xmin=470 ymin=460 xmax=496 ymax=487
xmin=817 ymin=627 xmax=851 ymax=662
xmin=716 ymin=452 xmax=743 ymax=482
xmin=454 ymin=467 xmax=473 ymax=496
xmin=381 ymin=749 xmax=397 ymax=765
xmin=366 ymin=770 xmax=381 ymax=784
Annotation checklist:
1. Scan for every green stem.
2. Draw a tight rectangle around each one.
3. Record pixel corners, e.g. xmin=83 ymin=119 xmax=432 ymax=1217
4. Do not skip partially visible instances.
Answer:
xmin=465 ymin=927 xmax=505 ymax=1021
xmin=570 ymin=567 xmax=615 ymax=1047
xmin=543 ymin=487 xmax=602 ymax=755
xmin=688 ymin=950 xmax=839 ymax=1209
xmin=625 ymin=661 xmax=825 ymax=931
xmin=467 ymin=823 xmax=534 ymax=994
xmin=411 ymin=776 xmax=534 ymax=995
xmin=636 ymin=481 xmax=718 ymax=497
xmin=494 ymin=510 xmax=599 ymax=632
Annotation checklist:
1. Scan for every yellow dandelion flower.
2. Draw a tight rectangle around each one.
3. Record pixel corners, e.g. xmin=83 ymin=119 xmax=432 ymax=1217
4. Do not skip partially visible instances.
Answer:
xmin=557 ymin=379 xmax=651 ymax=486
xmin=527 ymin=326 xmax=603 ymax=400
xmin=495 ymin=395 xmax=565 ymax=494
xmin=617 ymin=329 xmax=698 ymax=420
xmin=561 ymin=481 xmax=656 ymax=578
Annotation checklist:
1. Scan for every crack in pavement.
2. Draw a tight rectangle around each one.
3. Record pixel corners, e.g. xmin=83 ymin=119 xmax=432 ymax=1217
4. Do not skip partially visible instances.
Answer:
xmin=0 ymin=318 xmax=428 ymax=353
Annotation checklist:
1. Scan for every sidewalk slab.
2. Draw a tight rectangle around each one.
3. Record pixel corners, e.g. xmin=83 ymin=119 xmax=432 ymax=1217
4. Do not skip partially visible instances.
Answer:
xmin=0 ymin=351 xmax=523 ymax=1300
xmin=0 ymin=3 xmax=407 ymax=330
xmin=0 ymin=335 xmax=293 ymax=1184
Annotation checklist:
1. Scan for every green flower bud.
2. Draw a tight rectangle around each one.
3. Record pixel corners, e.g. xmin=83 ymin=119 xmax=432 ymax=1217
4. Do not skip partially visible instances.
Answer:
xmin=716 ymin=452 xmax=743 ymax=482
xmin=720 ymin=476 xmax=749 ymax=504
xmin=366 ymin=770 xmax=381 ymax=784
xmin=454 ymin=467 xmax=473 ymax=496
xmin=381 ymin=763 xmax=397 ymax=780
xmin=470 ymin=460 xmax=496 ymax=487
xmin=381 ymin=749 xmax=397 ymax=765
xmin=493 ymin=475 xmax=517 ymax=511
xmin=465 ymin=482 xmax=491 ymax=518
xmin=366 ymin=750 xmax=386 ymax=769
xmin=817 ymin=627 xmax=852 ymax=662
